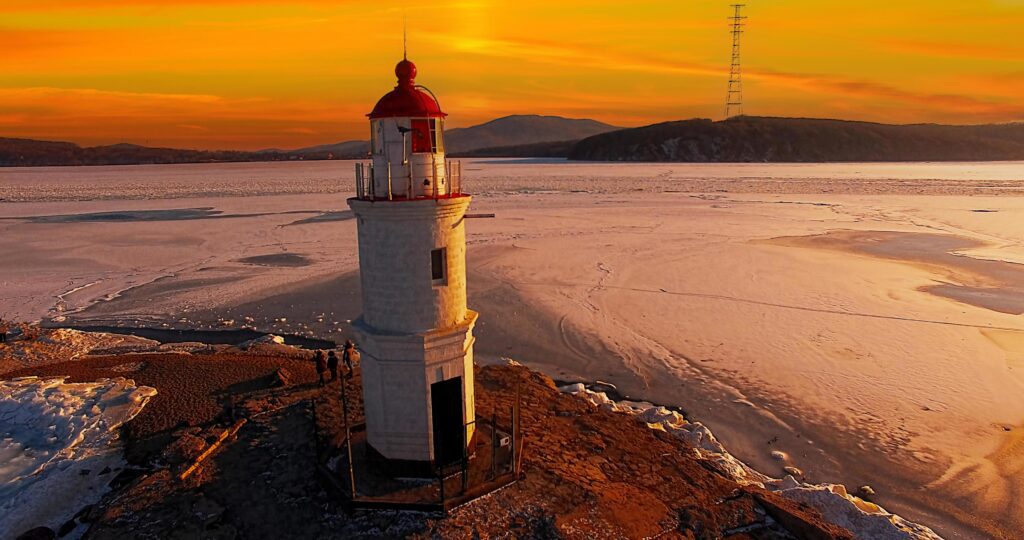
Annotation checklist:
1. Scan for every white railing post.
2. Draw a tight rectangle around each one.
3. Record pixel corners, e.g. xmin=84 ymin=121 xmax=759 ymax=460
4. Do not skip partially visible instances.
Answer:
xmin=405 ymin=152 xmax=412 ymax=199
xmin=454 ymin=160 xmax=461 ymax=195
xmin=355 ymin=163 xmax=363 ymax=199
xmin=369 ymin=163 xmax=375 ymax=200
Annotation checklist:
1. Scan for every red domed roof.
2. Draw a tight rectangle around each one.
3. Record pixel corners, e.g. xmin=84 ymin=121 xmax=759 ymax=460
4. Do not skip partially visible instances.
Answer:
xmin=368 ymin=59 xmax=446 ymax=119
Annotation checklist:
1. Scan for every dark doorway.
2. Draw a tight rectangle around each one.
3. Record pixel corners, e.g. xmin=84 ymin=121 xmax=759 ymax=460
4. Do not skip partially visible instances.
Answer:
xmin=431 ymin=377 xmax=464 ymax=465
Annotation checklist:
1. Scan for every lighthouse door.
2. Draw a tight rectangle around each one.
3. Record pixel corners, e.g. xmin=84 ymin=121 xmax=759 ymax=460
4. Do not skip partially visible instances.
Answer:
xmin=430 ymin=377 xmax=464 ymax=465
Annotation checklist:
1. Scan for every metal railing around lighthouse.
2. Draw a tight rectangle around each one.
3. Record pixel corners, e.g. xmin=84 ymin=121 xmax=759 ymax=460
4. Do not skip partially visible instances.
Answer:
xmin=355 ymin=160 xmax=462 ymax=201
xmin=312 ymin=378 xmax=522 ymax=514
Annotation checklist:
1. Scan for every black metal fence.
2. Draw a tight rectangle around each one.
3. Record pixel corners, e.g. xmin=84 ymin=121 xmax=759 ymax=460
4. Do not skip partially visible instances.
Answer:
xmin=434 ymin=410 xmax=519 ymax=510
xmin=314 ymin=380 xmax=522 ymax=513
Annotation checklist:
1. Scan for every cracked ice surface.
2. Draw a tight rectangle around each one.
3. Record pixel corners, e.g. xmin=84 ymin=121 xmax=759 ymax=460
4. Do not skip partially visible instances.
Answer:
xmin=0 ymin=376 xmax=156 ymax=537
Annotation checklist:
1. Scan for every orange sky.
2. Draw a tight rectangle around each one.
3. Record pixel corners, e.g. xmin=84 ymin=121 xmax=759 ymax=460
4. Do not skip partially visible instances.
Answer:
xmin=1 ymin=0 xmax=1022 ymax=150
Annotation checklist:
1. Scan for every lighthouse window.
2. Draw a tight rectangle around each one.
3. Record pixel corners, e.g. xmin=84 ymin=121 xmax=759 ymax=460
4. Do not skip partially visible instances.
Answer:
xmin=411 ymin=119 xmax=431 ymax=153
xmin=431 ymin=247 xmax=447 ymax=283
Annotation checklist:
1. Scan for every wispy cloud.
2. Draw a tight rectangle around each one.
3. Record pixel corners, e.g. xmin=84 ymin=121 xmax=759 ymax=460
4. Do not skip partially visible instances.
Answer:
xmin=0 ymin=87 xmax=365 ymax=149
xmin=429 ymin=33 xmax=1024 ymax=122
xmin=750 ymin=69 xmax=1024 ymax=120
xmin=876 ymin=38 xmax=1022 ymax=60
xmin=3 ymin=0 xmax=1023 ymax=147
xmin=2 ymin=87 xmax=227 ymax=103
xmin=430 ymin=34 xmax=723 ymax=78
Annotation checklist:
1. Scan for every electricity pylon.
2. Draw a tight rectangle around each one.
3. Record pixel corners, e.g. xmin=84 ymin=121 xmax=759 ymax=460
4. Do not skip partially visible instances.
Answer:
xmin=725 ymin=4 xmax=747 ymax=118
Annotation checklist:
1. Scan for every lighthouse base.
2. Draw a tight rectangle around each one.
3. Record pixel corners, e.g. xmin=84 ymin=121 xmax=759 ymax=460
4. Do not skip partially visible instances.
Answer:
xmin=353 ymin=311 xmax=477 ymax=465
xmin=322 ymin=415 xmax=518 ymax=509
xmin=363 ymin=439 xmax=440 ymax=478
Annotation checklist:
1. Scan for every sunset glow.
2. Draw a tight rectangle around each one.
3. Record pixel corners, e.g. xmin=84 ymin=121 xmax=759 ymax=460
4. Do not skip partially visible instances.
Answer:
xmin=2 ymin=0 xmax=1022 ymax=149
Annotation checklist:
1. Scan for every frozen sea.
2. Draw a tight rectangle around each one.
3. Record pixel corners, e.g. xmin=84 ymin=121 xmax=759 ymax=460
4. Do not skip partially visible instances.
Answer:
xmin=2 ymin=158 xmax=1024 ymax=539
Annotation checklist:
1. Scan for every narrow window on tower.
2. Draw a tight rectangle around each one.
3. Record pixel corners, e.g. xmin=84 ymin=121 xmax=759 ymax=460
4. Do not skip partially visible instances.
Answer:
xmin=431 ymin=247 xmax=447 ymax=284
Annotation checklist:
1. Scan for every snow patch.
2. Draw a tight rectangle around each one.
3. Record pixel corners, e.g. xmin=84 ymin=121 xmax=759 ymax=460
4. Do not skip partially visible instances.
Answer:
xmin=107 ymin=361 xmax=146 ymax=373
xmin=0 ymin=376 xmax=157 ymax=538
xmin=2 ymin=326 xmax=161 ymax=372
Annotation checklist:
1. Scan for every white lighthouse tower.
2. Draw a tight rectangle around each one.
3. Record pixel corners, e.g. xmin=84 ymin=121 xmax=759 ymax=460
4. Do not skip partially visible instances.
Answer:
xmin=348 ymin=57 xmax=476 ymax=470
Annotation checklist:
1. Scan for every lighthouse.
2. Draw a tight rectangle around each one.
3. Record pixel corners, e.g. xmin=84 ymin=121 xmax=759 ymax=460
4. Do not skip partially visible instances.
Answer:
xmin=348 ymin=57 xmax=476 ymax=469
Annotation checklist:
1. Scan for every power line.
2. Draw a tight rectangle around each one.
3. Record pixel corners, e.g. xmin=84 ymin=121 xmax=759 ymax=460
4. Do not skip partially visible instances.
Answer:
xmin=725 ymin=4 xmax=747 ymax=119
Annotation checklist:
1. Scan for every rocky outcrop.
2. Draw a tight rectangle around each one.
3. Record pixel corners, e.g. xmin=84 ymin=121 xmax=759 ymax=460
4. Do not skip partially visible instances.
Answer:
xmin=560 ymin=381 xmax=943 ymax=540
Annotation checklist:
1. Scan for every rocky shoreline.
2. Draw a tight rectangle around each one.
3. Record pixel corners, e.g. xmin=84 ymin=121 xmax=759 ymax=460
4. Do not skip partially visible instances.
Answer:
xmin=556 ymin=378 xmax=942 ymax=539
xmin=2 ymin=325 xmax=942 ymax=539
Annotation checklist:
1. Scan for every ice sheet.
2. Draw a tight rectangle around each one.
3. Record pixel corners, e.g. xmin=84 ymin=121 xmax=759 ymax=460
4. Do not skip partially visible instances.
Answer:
xmin=0 ymin=376 xmax=157 ymax=538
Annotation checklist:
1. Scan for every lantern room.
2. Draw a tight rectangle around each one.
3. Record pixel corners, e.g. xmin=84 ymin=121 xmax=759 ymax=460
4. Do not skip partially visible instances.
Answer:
xmin=357 ymin=58 xmax=462 ymax=201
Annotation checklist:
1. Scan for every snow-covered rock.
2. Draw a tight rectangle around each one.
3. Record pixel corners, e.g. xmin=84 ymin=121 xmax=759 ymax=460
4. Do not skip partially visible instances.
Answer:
xmin=638 ymin=406 xmax=686 ymax=428
xmin=559 ymin=383 xmax=586 ymax=394
xmin=239 ymin=334 xmax=286 ymax=349
xmin=0 ymin=376 xmax=157 ymax=538
xmin=558 ymin=383 xmax=625 ymax=411
xmin=86 ymin=333 xmax=162 ymax=356
xmin=765 ymin=481 xmax=943 ymax=540
xmin=558 ymin=381 xmax=943 ymax=540
xmin=156 ymin=341 xmax=211 ymax=354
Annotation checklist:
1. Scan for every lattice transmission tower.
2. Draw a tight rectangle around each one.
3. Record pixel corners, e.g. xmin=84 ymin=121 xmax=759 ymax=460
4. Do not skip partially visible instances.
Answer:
xmin=725 ymin=4 xmax=747 ymax=118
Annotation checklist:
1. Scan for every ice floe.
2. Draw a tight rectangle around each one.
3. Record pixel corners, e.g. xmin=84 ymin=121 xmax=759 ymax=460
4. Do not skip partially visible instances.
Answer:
xmin=0 ymin=376 xmax=157 ymax=538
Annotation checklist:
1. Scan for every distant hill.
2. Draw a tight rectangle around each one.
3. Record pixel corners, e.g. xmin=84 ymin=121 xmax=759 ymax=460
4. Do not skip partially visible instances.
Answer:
xmin=444 ymin=115 xmax=618 ymax=154
xmin=0 ymin=138 xmax=285 ymax=167
xmin=567 ymin=116 xmax=1024 ymax=162
xmin=456 ymin=139 xmax=580 ymax=158
xmin=9 ymin=115 xmax=1024 ymax=166
xmin=1 ymin=112 xmax=615 ymax=165
xmin=290 ymin=140 xmax=370 ymax=159
xmin=292 ymin=115 xmax=620 ymax=158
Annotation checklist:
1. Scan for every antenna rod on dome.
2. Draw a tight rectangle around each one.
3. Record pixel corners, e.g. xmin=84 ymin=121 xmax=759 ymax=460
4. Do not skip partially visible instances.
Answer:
xmin=403 ymin=16 xmax=408 ymax=60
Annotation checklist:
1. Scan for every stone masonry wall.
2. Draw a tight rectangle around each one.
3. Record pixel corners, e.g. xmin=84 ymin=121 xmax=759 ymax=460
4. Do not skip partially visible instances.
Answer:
xmin=349 ymin=196 xmax=470 ymax=335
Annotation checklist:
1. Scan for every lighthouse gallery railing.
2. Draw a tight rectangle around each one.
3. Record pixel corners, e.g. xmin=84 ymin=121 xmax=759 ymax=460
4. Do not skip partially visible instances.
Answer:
xmin=355 ymin=160 xmax=463 ymax=201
